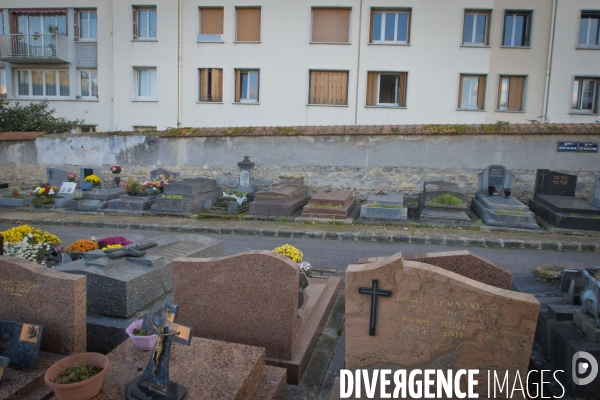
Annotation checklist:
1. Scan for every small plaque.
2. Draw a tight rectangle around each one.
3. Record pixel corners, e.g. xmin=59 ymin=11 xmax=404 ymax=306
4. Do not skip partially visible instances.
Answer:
xmin=59 ymin=182 xmax=77 ymax=195
xmin=557 ymin=141 xmax=578 ymax=152
xmin=578 ymin=142 xmax=598 ymax=153
xmin=81 ymin=182 xmax=93 ymax=191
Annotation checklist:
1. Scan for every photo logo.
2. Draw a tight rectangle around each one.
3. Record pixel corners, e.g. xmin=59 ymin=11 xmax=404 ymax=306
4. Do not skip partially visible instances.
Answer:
xmin=572 ymin=351 xmax=598 ymax=386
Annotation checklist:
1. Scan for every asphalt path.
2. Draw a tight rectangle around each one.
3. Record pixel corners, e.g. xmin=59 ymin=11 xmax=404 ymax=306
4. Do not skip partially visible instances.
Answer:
xmin=1 ymin=223 xmax=598 ymax=274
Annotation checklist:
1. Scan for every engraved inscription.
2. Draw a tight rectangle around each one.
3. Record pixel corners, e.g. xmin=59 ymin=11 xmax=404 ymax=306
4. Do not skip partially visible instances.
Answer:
xmin=0 ymin=279 xmax=40 ymax=296
xmin=256 ymin=194 xmax=288 ymax=200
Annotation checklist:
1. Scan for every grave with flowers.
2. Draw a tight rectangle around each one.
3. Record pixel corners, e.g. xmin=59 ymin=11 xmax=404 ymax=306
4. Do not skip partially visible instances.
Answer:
xmin=0 ymin=225 xmax=62 ymax=266
xmin=172 ymin=243 xmax=341 ymax=384
xmin=106 ymin=173 xmax=173 ymax=215
xmin=0 ymin=188 xmax=31 ymax=207
xmin=29 ymin=183 xmax=59 ymax=209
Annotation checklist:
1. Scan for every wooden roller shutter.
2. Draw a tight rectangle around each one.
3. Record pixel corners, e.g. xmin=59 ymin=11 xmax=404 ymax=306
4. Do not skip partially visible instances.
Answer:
xmin=211 ymin=69 xmax=223 ymax=102
xmin=398 ymin=72 xmax=408 ymax=107
xmin=477 ymin=75 xmax=486 ymax=109
xmin=236 ymin=8 xmax=261 ymax=41
xmin=199 ymin=69 xmax=209 ymax=101
xmin=235 ymin=69 xmax=241 ymax=102
xmin=507 ymin=76 xmax=525 ymax=110
xmin=312 ymin=8 xmax=350 ymax=43
xmin=329 ymin=71 xmax=348 ymax=105
xmin=366 ymin=72 xmax=378 ymax=106
xmin=200 ymin=8 xmax=223 ymax=35
xmin=309 ymin=71 xmax=329 ymax=104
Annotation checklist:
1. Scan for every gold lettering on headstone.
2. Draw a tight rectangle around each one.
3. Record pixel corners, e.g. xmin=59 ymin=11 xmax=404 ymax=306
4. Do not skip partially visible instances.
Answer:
xmin=0 ymin=279 xmax=40 ymax=296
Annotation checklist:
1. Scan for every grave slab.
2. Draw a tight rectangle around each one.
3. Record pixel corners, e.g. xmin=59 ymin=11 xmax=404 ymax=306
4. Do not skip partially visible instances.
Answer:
xmin=173 ymin=251 xmax=341 ymax=384
xmin=105 ymin=195 xmax=157 ymax=215
xmin=360 ymin=193 xmax=406 ymax=220
xmin=67 ymin=199 xmax=107 ymax=212
xmin=472 ymin=194 xmax=540 ymax=230
xmin=302 ymin=190 xmax=356 ymax=219
xmin=163 ymin=178 xmax=216 ymax=196
xmin=151 ymin=178 xmax=218 ymax=213
xmin=151 ymin=168 xmax=181 ymax=181
xmin=0 ymin=197 xmax=31 ymax=207
xmin=250 ymin=183 xmax=310 ymax=217
xmin=75 ymin=338 xmax=285 ymax=400
xmin=530 ymin=194 xmax=600 ymax=231
xmin=345 ymin=253 xmax=539 ymax=399
xmin=82 ymin=187 xmax=126 ymax=201
xmin=0 ymin=256 xmax=86 ymax=355
xmin=0 ymin=351 xmax=62 ymax=400
xmin=419 ymin=181 xmax=470 ymax=222
xmin=54 ymin=234 xmax=223 ymax=318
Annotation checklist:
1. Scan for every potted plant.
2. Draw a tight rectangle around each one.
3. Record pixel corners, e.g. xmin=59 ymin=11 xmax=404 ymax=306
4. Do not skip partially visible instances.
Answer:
xmin=66 ymin=173 xmax=77 ymax=183
xmin=30 ymin=183 xmax=59 ymax=209
xmin=44 ymin=352 xmax=109 ymax=400
xmin=65 ymin=239 xmax=99 ymax=261
xmin=122 ymin=179 xmax=142 ymax=196
xmin=84 ymin=175 xmax=101 ymax=188
xmin=126 ymin=320 xmax=157 ymax=351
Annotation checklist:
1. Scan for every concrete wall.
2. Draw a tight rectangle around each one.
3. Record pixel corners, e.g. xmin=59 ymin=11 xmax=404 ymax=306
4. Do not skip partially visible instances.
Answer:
xmin=1 ymin=134 xmax=598 ymax=202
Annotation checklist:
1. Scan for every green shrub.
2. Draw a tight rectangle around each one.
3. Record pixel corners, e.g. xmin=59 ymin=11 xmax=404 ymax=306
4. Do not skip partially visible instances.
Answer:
xmin=0 ymin=100 xmax=82 ymax=134
xmin=429 ymin=194 xmax=463 ymax=205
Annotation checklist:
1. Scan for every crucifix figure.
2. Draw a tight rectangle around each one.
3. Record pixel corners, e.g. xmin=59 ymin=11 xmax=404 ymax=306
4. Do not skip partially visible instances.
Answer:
xmin=126 ymin=303 xmax=193 ymax=400
xmin=358 ymin=279 xmax=392 ymax=336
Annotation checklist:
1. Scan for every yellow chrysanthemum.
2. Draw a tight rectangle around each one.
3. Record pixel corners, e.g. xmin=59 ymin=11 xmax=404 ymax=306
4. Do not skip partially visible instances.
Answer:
xmin=272 ymin=244 xmax=303 ymax=262
xmin=0 ymin=224 xmax=61 ymax=245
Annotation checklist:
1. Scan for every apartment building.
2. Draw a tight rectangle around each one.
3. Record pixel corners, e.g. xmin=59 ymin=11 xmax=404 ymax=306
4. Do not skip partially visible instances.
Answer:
xmin=0 ymin=0 xmax=598 ymax=131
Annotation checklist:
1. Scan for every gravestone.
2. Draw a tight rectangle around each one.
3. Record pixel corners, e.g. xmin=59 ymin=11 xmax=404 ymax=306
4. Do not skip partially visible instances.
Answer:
xmin=249 ymin=182 xmax=310 ymax=217
xmin=359 ymin=192 xmax=407 ymax=220
xmin=529 ymin=169 xmax=600 ymax=231
xmin=150 ymin=168 xmax=181 ymax=182
xmin=173 ymin=250 xmax=341 ymax=384
xmin=46 ymin=167 xmax=69 ymax=188
xmin=105 ymin=195 xmax=158 ymax=215
xmin=150 ymin=178 xmax=219 ymax=214
xmin=342 ymin=252 xmax=539 ymax=399
xmin=79 ymin=167 xmax=101 ymax=187
xmin=302 ymin=190 xmax=356 ymax=219
xmin=418 ymin=181 xmax=470 ymax=222
xmin=55 ymin=182 xmax=78 ymax=208
xmin=591 ymin=173 xmax=600 ymax=208
xmin=472 ymin=165 xmax=539 ymax=230
xmin=0 ymin=256 xmax=86 ymax=400
xmin=236 ymin=156 xmax=256 ymax=194
xmin=67 ymin=187 xmax=127 ymax=212
xmin=0 ymin=320 xmax=43 ymax=369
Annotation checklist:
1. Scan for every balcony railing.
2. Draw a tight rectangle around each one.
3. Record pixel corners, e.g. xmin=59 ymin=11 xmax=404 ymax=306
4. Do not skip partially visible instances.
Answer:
xmin=0 ymin=34 xmax=70 ymax=63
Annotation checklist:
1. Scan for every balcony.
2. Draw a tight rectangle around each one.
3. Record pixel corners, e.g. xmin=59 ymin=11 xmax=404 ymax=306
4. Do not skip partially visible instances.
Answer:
xmin=0 ymin=34 xmax=70 ymax=63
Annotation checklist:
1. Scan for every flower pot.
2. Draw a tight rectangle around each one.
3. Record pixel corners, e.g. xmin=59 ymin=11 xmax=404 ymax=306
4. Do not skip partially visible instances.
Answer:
xmin=126 ymin=319 xmax=157 ymax=351
xmin=504 ymin=188 xmax=512 ymax=198
xmin=114 ymin=176 xmax=121 ymax=186
xmin=44 ymin=352 xmax=109 ymax=400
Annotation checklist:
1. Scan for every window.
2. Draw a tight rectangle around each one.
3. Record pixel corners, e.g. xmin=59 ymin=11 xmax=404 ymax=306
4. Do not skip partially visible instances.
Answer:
xmin=312 ymin=8 xmax=351 ymax=43
xmin=572 ymin=78 xmax=598 ymax=113
xmin=366 ymin=72 xmax=407 ymax=106
xmin=133 ymin=7 xmax=157 ymax=39
xmin=0 ymin=11 xmax=4 ymax=34
xmin=198 ymin=8 xmax=224 ymax=42
xmin=235 ymin=70 xmax=259 ymax=102
xmin=79 ymin=70 xmax=98 ymax=98
xmin=77 ymin=10 xmax=97 ymax=41
xmin=15 ymin=12 xmax=67 ymax=35
xmin=463 ymin=10 xmax=491 ymax=45
xmin=16 ymin=69 xmax=69 ymax=97
xmin=502 ymin=11 xmax=531 ymax=47
xmin=77 ymin=125 xmax=97 ymax=133
xmin=236 ymin=8 xmax=260 ymax=42
xmin=578 ymin=12 xmax=600 ymax=47
xmin=370 ymin=9 xmax=410 ymax=44
xmin=458 ymin=74 xmax=486 ymax=110
xmin=135 ymin=68 xmax=157 ymax=100
xmin=0 ymin=70 xmax=6 ymax=98
xmin=199 ymin=68 xmax=223 ymax=102
xmin=309 ymin=71 xmax=348 ymax=105
xmin=497 ymin=76 xmax=526 ymax=111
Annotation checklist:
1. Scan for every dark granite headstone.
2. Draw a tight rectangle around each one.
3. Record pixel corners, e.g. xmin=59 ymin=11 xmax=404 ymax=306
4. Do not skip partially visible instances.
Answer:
xmin=79 ymin=167 xmax=101 ymax=187
xmin=46 ymin=168 xmax=69 ymax=188
xmin=534 ymin=169 xmax=577 ymax=197
xmin=249 ymin=182 xmax=310 ymax=217
xmin=0 ymin=320 xmax=43 ymax=369
xmin=591 ymin=173 xmax=600 ymax=208
xmin=150 ymin=168 xmax=181 ymax=182
xmin=488 ymin=165 xmax=505 ymax=187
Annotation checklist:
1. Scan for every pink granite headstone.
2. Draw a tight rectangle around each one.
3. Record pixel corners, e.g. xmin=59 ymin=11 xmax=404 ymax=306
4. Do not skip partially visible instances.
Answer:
xmin=173 ymin=251 xmax=299 ymax=360
xmin=0 ymin=256 xmax=86 ymax=355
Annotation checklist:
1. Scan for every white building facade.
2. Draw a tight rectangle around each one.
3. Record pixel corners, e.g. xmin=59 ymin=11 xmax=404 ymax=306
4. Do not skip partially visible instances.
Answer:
xmin=0 ymin=0 xmax=598 ymax=131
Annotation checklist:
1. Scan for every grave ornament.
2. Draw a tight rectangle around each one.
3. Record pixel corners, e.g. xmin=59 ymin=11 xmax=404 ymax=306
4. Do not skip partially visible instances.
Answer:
xmin=0 ymin=319 xmax=43 ymax=369
xmin=126 ymin=303 xmax=192 ymax=400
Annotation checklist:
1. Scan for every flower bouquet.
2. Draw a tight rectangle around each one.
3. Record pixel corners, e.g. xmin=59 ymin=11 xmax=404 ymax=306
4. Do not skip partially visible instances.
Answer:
xmin=142 ymin=180 xmax=162 ymax=195
xmin=65 ymin=239 xmax=99 ymax=260
xmin=109 ymin=165 xmax=122 ymax=174
xmin=0 ymin=224 xmax=61 ymax=265
xmin=97 ymin=236 xmax=132 ymax=249
xmin=66 ymin=173 xmax=77 ymax=182
xmin=30 ymin=183 xmax=59 ymax=207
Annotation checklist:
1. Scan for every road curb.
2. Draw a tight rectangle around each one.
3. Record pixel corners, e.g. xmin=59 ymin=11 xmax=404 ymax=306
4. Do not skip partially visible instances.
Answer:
xmin=1 ymin=217 xmax=598 ymax=253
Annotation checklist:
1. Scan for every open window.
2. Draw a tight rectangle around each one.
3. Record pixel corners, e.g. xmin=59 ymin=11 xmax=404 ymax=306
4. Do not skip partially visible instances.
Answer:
xmin=366 ymin=72 xmax=407 ymax=107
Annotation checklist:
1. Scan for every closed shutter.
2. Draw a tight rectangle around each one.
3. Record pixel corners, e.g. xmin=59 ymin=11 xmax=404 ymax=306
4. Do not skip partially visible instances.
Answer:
xmin=507 ymin=76 xmax=525 ymax=110
xmin=199 ymin=69 xmax=209 ymax=101
xmin=366 ymin=72 xmax=378 ymax=106
xmin=477 ymin=75 xmax=486 ymax=109
xmin=201 ymin=8 xmax=223 ymax=35
xmin=74 ymin=11 xmax=79 ymax=41
xmin=132 ymin=7 xmax=138 ymax=39
xmin=312 ymin=8 xmax=350 ymax=43
xmin=309 ymin=71 xmax=328 ymax=104
xmin=398 ymin=72 xmax=408 ymax=107
xmin=457 ymin=76 xmax=464 ymax=108
xmin=235 ymin=69 xmax=241 ymax=102
xmin=211 ymin=69 xmax=223 ymax=102
xmin=236 ymin=8 xmax=261 ymax=41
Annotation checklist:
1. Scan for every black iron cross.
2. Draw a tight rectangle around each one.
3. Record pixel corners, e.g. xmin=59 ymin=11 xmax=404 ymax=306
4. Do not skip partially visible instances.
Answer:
xmin=358 ymin=279 xmax=392 ymax=336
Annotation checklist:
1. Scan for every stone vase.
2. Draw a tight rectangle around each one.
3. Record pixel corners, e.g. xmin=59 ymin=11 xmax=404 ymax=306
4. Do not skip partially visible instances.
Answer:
xmin=44 ymin=352 xmax=109 ymax=400
xmin=114 ymin=176 xmax=121 ymax=187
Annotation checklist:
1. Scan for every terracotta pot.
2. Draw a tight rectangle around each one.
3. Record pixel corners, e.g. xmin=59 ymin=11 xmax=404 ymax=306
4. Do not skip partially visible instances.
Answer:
xmin=45 ymin=352 xmax=109 ymax=400
xmin=126 ymin=319 xmax=157 ymax=351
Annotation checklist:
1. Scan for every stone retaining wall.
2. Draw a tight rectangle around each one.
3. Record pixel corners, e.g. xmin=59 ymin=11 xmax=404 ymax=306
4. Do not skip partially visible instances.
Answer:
xmin=1 ymin=134 xmax=598 ymax=202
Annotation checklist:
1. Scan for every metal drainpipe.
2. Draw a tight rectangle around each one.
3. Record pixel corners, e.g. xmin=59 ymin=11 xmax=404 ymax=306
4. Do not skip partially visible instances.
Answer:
xmin=354 ymin=0 xmax=364 ymax=126
xmin=542 ymin=0 xmax=557 ymax=123
xmin=110 ymin=0 xmax=115 ymax=130
xmin=177 ymin=0 xmax=183 ymax=127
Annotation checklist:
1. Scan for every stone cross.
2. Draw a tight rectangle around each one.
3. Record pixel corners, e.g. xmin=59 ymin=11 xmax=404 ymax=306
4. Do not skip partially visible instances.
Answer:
xmin=132 ymin=303 xmax=193 ymax=399
xmin=358 ymin=279 xmax=391 ymax=336
xmin=0 ymin=319 xmax=43 ymax=369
